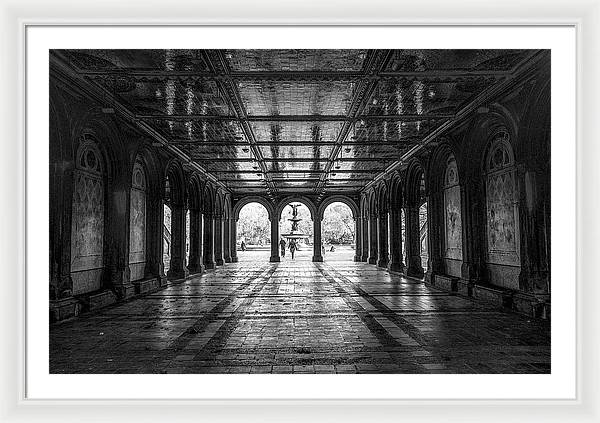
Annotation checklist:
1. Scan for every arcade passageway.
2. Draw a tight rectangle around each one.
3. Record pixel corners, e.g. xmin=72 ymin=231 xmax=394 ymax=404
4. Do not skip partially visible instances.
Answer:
xmin=50 ymin=251 xmax=550 ymax=374
xmin=49 ymin=49 xmax=551 ymax=373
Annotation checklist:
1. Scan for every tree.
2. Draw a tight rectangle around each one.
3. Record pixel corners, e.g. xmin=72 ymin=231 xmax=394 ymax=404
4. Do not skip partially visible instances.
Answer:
xmin=322 ymin=202 xmax=355 ymax=244
xmin=238 ymin=203 xmax=270 ymax=244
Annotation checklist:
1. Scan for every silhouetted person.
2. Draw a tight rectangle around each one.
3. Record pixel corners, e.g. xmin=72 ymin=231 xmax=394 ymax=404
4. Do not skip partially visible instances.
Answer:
xmin=240 ymin=240 xmax=246 ymax=251
xmin=279 ymin=238 xmax=286 ymax=257
xmin=289 ymin=240 xmax=297 ymax=260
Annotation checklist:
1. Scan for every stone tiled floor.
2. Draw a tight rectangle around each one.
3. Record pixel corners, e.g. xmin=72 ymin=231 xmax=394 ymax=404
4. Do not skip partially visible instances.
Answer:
xmin=50 ymin=251 xmax=550 ymax=374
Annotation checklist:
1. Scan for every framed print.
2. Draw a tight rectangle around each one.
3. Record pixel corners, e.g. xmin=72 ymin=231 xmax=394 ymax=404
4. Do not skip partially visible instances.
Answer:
xmin=1 ymin=0 xmax=599 ymax=421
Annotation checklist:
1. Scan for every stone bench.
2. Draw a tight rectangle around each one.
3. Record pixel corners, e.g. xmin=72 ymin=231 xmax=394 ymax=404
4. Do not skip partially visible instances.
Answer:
xmin=133 ymin=278 xmax=160 ymax=295
xmin=472 ymin=284 xmax=513 ymax=308
xmin=433 ymin=274 xmax=459 ymax=293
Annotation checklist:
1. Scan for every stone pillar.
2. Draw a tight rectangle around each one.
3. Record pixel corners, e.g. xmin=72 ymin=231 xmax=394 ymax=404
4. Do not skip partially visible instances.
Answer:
xmin=425 ymin=192 xmax=444 ymax=284
xmin=167 ymin=203 xmax=189 ymax=280
xmin=203 ymin=213 xmax=216 ymax=269
xmin=49 ymin=166 xmax=82 ymax=322
xmin=367 ymin=214 xmax=378 ymax=265
xmin=230 ymin=218 xmax=239 ymax=262
xmin=187 ymin=209 xmax=204 ymax=274
xmin=223 ymin=216 xmax=232 ymax=263
xmin=108 ymin=183 xmax=134 ymax=298
xmin=312 ymin=215 xmax=324 ymax=262
xmin=388 ymin=208 xmax=405 ymax=273
xmin=214 ymin=213 xmax=224 ymax=266
xmin=518 ymin=169 xmax=550 ymax=315
xmin=405 ymin=206 xmax=424 ymax=278
xmin=377 ymin=211 xmax=390 ymax=268
xmin=460 ymin=182 xmax=482 ymax=289
xmin=146 ymin=197 xmax=167 ymax=286
xmin=353 ymin=216 xmax=362 ymax=262
xmin=361 ymin=215 xmax=369 ymax=262
xmin=270 ymin=217 xmax=280 ymax=262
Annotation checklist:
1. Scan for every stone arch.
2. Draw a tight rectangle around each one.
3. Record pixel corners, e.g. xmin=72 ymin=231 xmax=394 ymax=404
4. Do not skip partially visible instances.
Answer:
xmin=317 ymin=195 xmax=359 ymax=221
xmin=223 ymin=194 xmax=232 ymax=219
xmin=187 ymin=173 xmax=204 ymax=211
xmin=404 ymin=158 xmax=427 ymax=208
xmin=275 ymin=195 xmax=317 ymax=221
xmin=70 ymin=133 xmax=108 ymax=295
xmin=482 ymin=127 xmax=521 ymax=288
xmin=375 ymin=181 xmax=389 ymax=215
xmin=459 ymin=105 xmax=519 ymax=184
xmin=214 ymin=191 xmax=225 ymax=216
xmin=164 ymin=160 xmax=186 ymax=206
xmin=70 ymin=110 xmax=128 ymax=185
xmin=202 ymin=183 xmax=215 ymax=214
xmin=388 ymin=171 xmax=404 ymax=210
xmin=367 ymin=188 xmax=377 ymax=215
xmin=233 ymin=196 xmax=275 ymax=221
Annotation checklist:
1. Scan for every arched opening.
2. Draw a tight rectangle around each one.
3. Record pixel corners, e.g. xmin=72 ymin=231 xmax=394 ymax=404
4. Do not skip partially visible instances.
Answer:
xmin=70 ymin=134 xmax=106 ymax=295
xmin=321 ymin=202 xmax=355 ymax=261
xmin=279 ymin=202 xmax=313 ymax=261
xmin=443 ymin=155 xmax=463 ymax=277
xmin=484 ymin=129 xmax=521 ymax=289
xmin=418 ymin=174 xmax=428 ymax=273
xmin=237 ymin=202 xmax=271 ymax=261
xmin=129 ymin=158 xmax=147 ymax=282
xmin=162 ymin=176 xmax=172 ymax=273
xmin=401 ymin=208 xmax=407 ymax=265
xmin=185 ymin=209 xmax=190 ymax=267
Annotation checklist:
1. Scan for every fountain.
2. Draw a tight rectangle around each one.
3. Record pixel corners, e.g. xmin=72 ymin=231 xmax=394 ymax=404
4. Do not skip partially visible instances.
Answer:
xmin=280 ymin=203 xmax=310 ymax=244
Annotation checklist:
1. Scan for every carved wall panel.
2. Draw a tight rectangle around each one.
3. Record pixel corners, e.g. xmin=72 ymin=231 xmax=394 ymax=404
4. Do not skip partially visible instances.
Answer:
xmin=443 ymin=158 xmax=463 ymax=261
xmin=485 ymin=132 xmax=520 ymax=267
xmin=129 ymin=160 xmax=146 ymax=281
xmin=70 ymin=137 xmax=104 ymax=294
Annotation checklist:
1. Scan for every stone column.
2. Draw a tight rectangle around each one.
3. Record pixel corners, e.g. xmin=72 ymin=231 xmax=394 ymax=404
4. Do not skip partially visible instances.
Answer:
xmin=187 ymin=209 xmax=204 ymax=274
xmin=425 ymin=192 xmax=444 ymax=283
xmin=361 ymin=215 xmax=369 ymax=262
xmin=270 ymin=217 xmax=280 ymax=262
xmin=167 ymin=203 xmax=189 ymax=280
xmin=230 ymin=218 xmax=239 ymax=262
xmin=405 ymin=206 xmax=424 ymax=278
xmin=49 ymin=166 xmax=81 ymax=322
xmin=203 ymin=212 xmax=216 ymax=269
xmin=214 ymin=213 xmax=224 ymax=266
xmin=388 ymin=208 xmax=405 ymax=273
xmin=367 ymin=214 xmax=378 ymax=265
xmin=312 ymin=215 xmax=323 ymax=262
xmin=353 ymin=216 xmax=362 ymax=262
xmin=518 ymin=169 xmax=550 ymax=317
xmin=460 ymin=182 xmax=482 ymax=290
xmin=108 ymin=184 xmax=134 ymax=299
xmin=146 ymin=197 xmax=167 ymax=286
xmin=223 ymin=216 xmax=232 ymax=263
xmin=377 ymin=211 xmax=390 ymax=268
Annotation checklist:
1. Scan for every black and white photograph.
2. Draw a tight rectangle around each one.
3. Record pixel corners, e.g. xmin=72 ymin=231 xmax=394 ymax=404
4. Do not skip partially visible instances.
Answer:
xmin=47 ymin=48 xmax=552 ymax=375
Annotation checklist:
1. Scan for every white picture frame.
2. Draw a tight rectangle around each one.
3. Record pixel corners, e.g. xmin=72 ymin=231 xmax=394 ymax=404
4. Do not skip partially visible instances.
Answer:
xmin=2 ymin=0 xmax=599 ymax=421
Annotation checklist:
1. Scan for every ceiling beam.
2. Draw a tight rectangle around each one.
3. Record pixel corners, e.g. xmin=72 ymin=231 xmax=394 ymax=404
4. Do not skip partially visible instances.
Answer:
xmin=202 ymin=50 xmax=278 ymax=195
xmin=168 ymin=140 xmax=414 ymax=146
xmin=49 ymin=51 xmax=231 ymax=193
xmin=362 ymin=49 xmax=547 ymax=192
xmin=214 ymin=169 xmax=382 ymax=174
xmin=81 ymin=69 xmax=510 ymax=80
xmin=192 ymin=157 xmax=394 ymax=163
xmin=136 ymin=114 xmax=453 ymax=121
xmin=315 ymin=49 xmax=393 ymax=194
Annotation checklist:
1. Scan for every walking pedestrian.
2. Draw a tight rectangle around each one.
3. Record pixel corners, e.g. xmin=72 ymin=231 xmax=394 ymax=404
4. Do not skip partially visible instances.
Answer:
xmin=279 ymin=238 xmax=287 ymax=257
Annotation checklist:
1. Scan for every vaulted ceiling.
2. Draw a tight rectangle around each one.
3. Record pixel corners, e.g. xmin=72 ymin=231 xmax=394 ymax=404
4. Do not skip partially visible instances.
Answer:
xmin=51 ymin=49 xmax=538 ymax=199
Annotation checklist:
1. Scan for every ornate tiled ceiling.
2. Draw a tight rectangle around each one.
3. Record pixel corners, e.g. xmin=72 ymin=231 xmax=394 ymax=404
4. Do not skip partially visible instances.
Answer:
xmin=52 ymin=49 xmax=536 ymax=197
